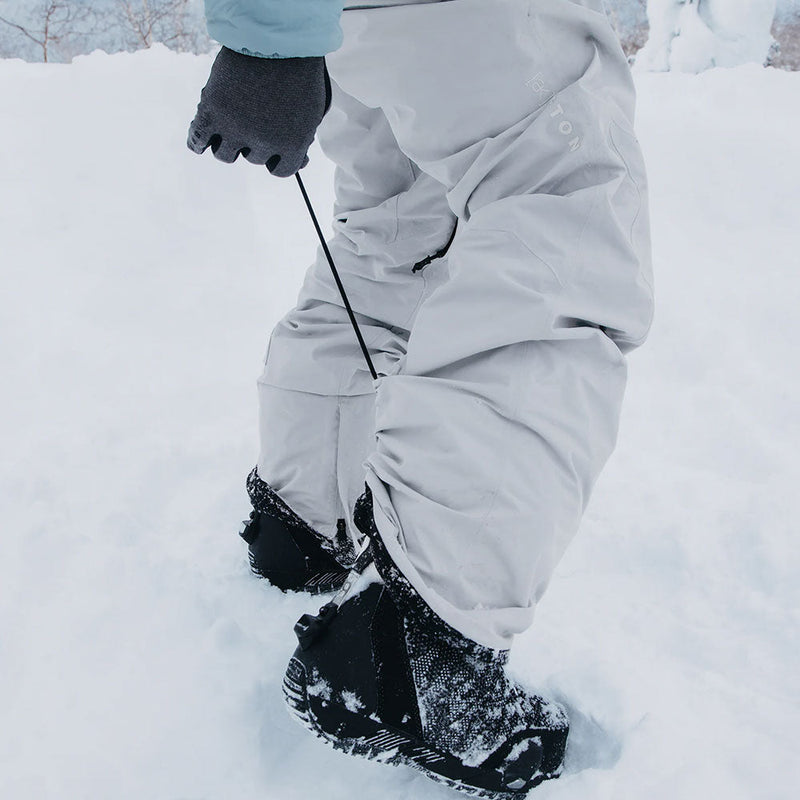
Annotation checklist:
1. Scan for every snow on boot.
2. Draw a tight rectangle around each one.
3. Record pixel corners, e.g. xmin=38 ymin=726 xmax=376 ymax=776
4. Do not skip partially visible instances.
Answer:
xmin=240 ymin=469 xmax=354 ymax=595
xmin=282 ymin=488 xmax=568 ymax=798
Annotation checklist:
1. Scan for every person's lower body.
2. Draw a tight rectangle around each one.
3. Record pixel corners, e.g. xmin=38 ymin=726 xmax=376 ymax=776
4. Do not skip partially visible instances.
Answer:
xmin=245 ymin=78 xmax=457 ymax=588
xmin=249 ymin=0 xmax=654 ymax=793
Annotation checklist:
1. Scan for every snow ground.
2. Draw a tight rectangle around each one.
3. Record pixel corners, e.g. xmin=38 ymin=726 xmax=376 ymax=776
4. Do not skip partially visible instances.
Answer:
xmin=0 ymin=47 xmax=798 ymax=800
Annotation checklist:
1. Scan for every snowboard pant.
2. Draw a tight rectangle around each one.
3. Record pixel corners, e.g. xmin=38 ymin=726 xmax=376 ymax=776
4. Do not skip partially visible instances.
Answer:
xmin=257 ymin=0 xmax=654 ymax=650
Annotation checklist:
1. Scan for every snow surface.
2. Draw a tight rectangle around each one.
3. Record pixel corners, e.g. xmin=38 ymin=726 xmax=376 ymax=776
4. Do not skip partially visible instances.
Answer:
xmin=1 ymin=46 xmax=798 ymax=800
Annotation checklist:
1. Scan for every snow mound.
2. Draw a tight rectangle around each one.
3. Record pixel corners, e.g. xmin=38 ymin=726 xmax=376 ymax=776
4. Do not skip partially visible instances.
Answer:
xmin=1 ymin=47 xmax=798 ymax=800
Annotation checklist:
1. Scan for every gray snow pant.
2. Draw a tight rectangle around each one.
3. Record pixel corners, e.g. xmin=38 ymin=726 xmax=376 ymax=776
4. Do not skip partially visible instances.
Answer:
xmin=257 ymin=0 xmax=654 ymax=649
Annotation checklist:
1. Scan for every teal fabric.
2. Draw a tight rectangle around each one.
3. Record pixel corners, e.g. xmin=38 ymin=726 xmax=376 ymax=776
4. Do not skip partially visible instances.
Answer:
xmin=205 ymin=0 xmax=345 ymax=58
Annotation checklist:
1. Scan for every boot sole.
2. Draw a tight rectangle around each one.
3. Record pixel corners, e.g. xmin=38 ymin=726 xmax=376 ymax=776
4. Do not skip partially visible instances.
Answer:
xmin=283 ymin=657 xmax=565 ymax=799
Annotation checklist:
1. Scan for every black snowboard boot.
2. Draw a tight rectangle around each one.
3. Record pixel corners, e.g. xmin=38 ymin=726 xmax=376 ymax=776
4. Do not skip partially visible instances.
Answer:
xmin=282 ymin=488 xmax=569 ymax=798
xmin=240 ymin=469 xmax=354 ymax=595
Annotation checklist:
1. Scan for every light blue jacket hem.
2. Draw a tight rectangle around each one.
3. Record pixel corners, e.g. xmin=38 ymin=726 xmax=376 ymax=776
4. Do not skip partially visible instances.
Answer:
xmin=205 ymin=1 xmax=345 ymax=58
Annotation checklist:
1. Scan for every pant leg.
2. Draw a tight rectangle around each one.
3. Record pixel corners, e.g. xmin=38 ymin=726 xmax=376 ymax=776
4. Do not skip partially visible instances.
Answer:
xmin=328 ymin=0 xmax=655 ymax=648
xmin=257 ymin=81 xmax=456 ymax=544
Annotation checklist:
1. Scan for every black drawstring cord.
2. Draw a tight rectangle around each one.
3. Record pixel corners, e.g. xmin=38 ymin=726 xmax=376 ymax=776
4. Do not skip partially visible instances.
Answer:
xmin=295 ymin=172 xmax=378 ymax=381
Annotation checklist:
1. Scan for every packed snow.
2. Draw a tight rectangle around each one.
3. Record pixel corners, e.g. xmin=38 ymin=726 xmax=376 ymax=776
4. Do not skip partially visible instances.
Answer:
xmin=1 ymin=46 xmax=798 ymax=800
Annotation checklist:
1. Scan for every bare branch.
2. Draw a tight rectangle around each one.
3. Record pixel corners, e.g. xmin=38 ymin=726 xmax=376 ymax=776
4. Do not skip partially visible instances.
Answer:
xmin=0 ymin=14 xmax=46 ymax=49
xmin=0 ymin=1 xmax=95 ymax=62
xmin=114 ymin=0 xmax=199 ymax=50
xmin=0 ymin=0 xmax=212 ymax=60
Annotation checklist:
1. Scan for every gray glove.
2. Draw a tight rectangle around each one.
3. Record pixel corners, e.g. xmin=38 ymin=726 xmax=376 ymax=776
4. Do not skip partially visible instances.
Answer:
xmin=187 ymin=47 xmax=331 ymax=177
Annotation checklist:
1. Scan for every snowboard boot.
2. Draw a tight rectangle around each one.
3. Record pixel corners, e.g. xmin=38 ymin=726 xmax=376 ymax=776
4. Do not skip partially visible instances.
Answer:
xmin=282 ymin=487 xmax=569 ymax=798
xmin=240 ymin=469 xmax=354 ymax=595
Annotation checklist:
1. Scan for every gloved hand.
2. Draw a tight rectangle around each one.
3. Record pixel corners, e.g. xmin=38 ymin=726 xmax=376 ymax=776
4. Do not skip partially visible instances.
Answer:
xmin=187 ymin=47 xmax=331 ymax=177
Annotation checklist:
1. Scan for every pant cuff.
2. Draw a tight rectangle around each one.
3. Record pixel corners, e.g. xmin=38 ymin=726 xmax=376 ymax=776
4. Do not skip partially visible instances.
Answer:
xmin=247 ymin=467 xmax=357 ymax=567
xmin=354 ymin=480 xmax=512 ymax=654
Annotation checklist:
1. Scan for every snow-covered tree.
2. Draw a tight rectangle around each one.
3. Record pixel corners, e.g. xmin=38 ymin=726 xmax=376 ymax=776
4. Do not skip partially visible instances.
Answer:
xmin=0 ymin=0 xmax=93 ymax=62
xmin=0 ymin=0 xmax=211 ymax=60
xmin=113 ymin=0 xmax=209 ymax=53
xmin=635 ymin=0 xmax=778 ymax=72
xmin=603 ymin=0 xmax=649 ymax=59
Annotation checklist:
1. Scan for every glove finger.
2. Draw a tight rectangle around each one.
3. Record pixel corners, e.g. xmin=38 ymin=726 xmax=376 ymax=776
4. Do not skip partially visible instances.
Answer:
xmin=268 ymin=150 xmax=308 ymax=178
xmin=187 ymin=122 xmax=211 ymax=154
xmin=187 ymin=109 xmax=219 ymax=154
xmin=242 ymin=146 xmax=272 ymax=166
xmin=211 ymin=138 xmax=244 ymax=164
